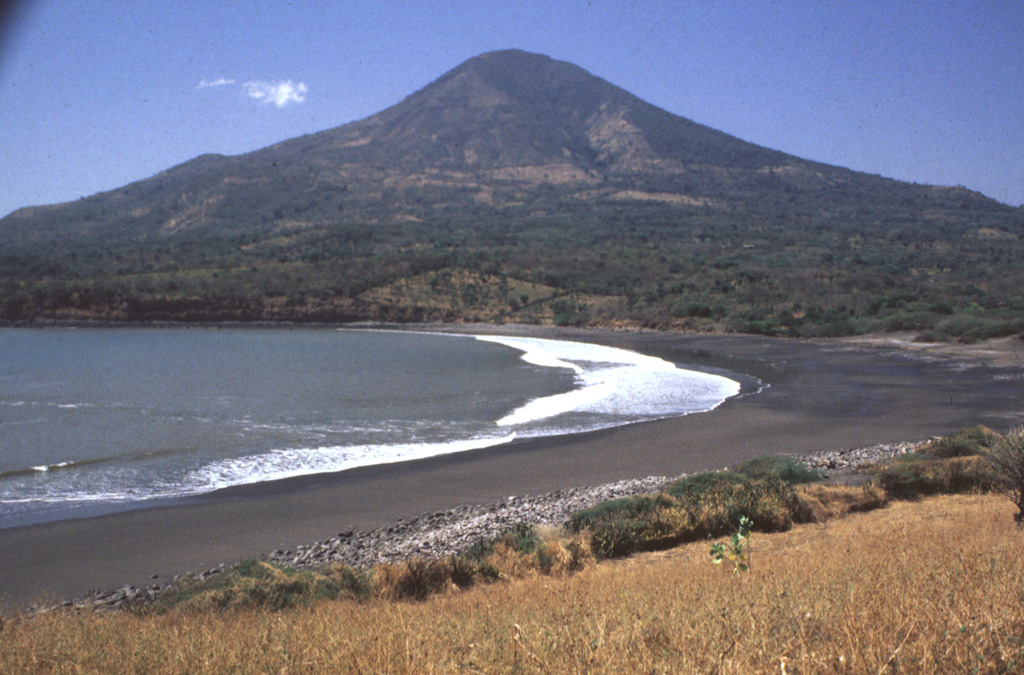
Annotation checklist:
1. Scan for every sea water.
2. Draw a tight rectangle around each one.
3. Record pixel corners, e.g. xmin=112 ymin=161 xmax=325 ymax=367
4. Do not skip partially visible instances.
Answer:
xmin=0 ymin=328 xmax=740 ymax=528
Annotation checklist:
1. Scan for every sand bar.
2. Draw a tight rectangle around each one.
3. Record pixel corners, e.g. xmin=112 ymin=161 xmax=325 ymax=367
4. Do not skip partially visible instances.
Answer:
xmin=1 ymin=328 xmax=1022 ymax=611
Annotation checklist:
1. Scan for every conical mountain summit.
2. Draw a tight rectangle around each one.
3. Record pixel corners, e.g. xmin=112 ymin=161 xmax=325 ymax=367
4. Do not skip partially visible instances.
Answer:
xmin=282 ymin=48 xmax=789 ymax=174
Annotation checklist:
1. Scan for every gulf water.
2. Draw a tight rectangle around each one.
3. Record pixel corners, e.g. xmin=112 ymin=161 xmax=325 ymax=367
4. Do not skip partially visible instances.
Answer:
xmin=0 ymin=328 xmax=740 ymax=528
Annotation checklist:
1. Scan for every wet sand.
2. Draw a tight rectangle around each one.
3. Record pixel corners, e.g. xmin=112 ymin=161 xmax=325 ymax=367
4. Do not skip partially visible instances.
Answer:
xmin=1 ymin=329 xmax=1022 ymax=611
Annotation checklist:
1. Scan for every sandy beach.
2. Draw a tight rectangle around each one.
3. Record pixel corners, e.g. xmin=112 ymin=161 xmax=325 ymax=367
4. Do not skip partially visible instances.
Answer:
xmin=1 ymin=328 xmax=1022 ymax=611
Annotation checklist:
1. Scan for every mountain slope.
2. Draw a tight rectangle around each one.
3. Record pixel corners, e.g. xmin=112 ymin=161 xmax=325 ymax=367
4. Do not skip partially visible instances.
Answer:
xmin=2 ymin=49 xmax=1022 ymax=336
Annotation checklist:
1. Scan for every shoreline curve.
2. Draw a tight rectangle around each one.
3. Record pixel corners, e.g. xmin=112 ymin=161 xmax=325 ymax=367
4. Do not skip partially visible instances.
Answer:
xmin=1 ymin=327 xmax=1022 ymax=611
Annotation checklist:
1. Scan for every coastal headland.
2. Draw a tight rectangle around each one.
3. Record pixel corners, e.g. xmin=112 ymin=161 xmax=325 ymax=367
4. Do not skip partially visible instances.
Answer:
xmin=1 ymin=327 xmax=1022 ymax=611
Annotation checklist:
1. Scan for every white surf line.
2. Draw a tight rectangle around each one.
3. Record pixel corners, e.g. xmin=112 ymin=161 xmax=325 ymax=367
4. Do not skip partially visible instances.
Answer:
xmin=471 ymin=333 xmax=741 ymax=428
xmin=186 ymin=432 xmax=519 ymax=494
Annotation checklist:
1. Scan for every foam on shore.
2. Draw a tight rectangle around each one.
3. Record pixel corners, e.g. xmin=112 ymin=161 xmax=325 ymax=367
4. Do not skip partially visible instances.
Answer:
xmin=188 ymin=433 xmax=518 ymax=493
xmin=473 ymin=334 xmax=741 ymax=432
xmin=165 ymin=335 xmax=743 ymax=497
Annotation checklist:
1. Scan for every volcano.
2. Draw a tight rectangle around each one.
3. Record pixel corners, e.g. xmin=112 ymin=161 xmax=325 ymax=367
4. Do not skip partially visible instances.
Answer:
xmin=2 ymin=50 xmax=1021 ymax=333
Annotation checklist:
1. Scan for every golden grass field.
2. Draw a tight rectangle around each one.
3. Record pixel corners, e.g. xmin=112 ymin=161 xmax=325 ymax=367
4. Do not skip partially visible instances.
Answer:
xmin=1 ymin=493 xmax=1021 ymax=674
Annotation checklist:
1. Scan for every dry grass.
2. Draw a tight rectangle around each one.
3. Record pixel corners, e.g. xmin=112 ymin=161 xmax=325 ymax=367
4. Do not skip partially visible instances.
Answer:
xmin=2 ymin=494 xmax=1021 ymax=673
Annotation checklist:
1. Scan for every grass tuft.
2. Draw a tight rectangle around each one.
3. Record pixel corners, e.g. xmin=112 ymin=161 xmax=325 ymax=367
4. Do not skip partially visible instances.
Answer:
xmin=374 ymin=558 xmax=454 ymax=601
xmin=153 ymin=560 xmax=352 ymax=612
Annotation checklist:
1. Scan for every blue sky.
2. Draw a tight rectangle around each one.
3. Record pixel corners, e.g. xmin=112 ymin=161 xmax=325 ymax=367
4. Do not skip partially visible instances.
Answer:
xmin=1 ymin=1 xmax=1022 ymax=219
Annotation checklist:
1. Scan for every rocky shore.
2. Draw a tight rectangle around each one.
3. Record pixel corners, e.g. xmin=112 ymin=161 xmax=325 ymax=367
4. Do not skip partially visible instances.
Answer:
xmin=267 ymin=475 xmax=675 ymax=571
xmin=56 ymin=439 xmax=921 ymax=614
xmin=803 ymin=440 xmax=919 ymax=474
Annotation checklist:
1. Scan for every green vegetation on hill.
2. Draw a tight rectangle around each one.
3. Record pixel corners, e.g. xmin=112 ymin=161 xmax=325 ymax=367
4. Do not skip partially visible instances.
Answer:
xmin=3 ymin=50 xmax=1022 ymax=337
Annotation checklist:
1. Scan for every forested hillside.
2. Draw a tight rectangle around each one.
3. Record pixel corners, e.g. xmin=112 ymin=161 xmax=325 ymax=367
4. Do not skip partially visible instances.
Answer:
xmin=3 ymin=50 xmax=1022 ymax=339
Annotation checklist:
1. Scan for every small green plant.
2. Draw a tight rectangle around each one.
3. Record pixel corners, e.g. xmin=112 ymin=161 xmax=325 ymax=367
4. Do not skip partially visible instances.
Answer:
xmin=709 ymin=516 xmax=753 ymax=574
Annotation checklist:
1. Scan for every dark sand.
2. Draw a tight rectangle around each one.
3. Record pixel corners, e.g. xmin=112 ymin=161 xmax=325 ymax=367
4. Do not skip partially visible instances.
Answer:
xmin=2 ymin=329 xmax=1022 ymax=611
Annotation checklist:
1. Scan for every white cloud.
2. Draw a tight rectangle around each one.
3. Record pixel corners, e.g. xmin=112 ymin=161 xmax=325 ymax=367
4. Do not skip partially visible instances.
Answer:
xmin=243 ymin=80 xmax=308 ymax=107
xmin=198 ymin=78 xmax=236 ymax=88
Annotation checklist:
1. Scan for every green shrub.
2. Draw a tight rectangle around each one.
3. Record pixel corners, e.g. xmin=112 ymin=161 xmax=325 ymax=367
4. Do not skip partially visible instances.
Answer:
xmin=332 ymin=565 xmax=373 ymax=600
xmin=676 ymin=475 xmax=811 ymax=536
xmin=734 ymin=455 xmax=822 ymax=485
xmin=574 ymin=474 xmax=814 ymax=560
xmin=466 ymin=521 xmax=542 ymax=561
xmin=155 ymin=559 xmax=346 ymax=612
xmin=877 ymin=455 xmax=995 ymax=500
xmin=503 ymin=522 xmax=544 ymax=554
xmin=570 ymin=493 xmax=684 ymax=558
xmin=878 ymin=460 xmax=941 ymax=499
xmin=585 ymin=513 xmax=684 ymax=559
xmin=569 ymin=493 xmax=679 ymax=531
xmin=665 ymin=471 xmax=747 ymax=499
xmin=664 ymin=456 xmax=820 ymax=500
xmin=922 ymin=426 xmax=997 ymax=458
xmin=936 ymin=315 xmax=1024 ymax=342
